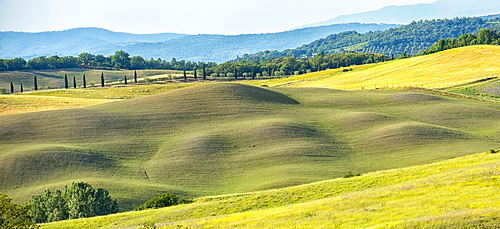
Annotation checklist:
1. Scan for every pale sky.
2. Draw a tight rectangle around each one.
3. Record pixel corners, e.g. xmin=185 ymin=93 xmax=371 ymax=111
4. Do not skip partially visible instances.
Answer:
xmin=0 ymin=0 xmax=438 ymax=35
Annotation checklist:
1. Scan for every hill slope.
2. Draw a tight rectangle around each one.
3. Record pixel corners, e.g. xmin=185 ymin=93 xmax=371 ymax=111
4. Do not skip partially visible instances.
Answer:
xmin=42 ymin=152 xmax=500 ymax=228
xmin=1 ymin=83 xmax=499 ymax=211
xmin=257 ymin=45 xmax=500 ymax=90
xmin=299 ymin=0 xmax=500 ymax=27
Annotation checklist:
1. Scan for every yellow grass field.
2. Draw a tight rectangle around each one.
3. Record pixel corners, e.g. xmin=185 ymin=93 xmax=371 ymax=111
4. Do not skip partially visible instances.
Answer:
xmin=0 ymin=95 xmax=112 ymax=115
xmin=249 ymin=45 xmax=500 ymax=90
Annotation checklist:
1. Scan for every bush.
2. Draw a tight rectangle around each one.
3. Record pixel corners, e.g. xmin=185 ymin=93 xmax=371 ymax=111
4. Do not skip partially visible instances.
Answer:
xmin=0 ymin=193 xmax=39 ymax=228
xmin=489 ymin=149 xmax=499 ymax=154
xmin=343 ymin=171 xmax=361 ymax=178
xmin=27 ymin=181 xmax=118 ymax=223
xmin=135 ymin=193 xmax=191 ymax=211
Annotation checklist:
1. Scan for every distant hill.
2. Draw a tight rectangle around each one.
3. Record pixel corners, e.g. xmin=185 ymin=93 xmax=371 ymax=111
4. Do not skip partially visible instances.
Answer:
xmin=0 ymin=23 xmax=399 ymax=62
xmin=244 ymin=15 xmax=500 ymax=59
xmin=89 ymin=23 xmax=398 ymax=63
xmin=298 ymin=0 xmax=500 ymax=28
xmin=0 ymin=28 xmax=187 ymax=59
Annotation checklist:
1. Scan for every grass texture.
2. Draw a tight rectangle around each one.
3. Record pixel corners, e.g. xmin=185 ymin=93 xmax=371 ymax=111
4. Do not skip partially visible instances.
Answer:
xmin=1 ymin=83 xmax=499 ymax=212
xmin=41 ymin=151 xmax=500 ymax=228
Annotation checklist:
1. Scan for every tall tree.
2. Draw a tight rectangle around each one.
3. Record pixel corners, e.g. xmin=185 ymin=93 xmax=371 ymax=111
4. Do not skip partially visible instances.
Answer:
xmin=202 ymin=65 xmax=206 ymax=80
xmin=134 ymin=70 xmax=138 ymax=83
xmin=101 ymin=72 xmax=105 ymax=87
xmin=83 ymin=74 xmax=86 ymax=88
xmin=183 ymin=69 xmax=187 ymax=80
xmin=33 ymin=76 xmax=38 ymax=91
xmin=64 ymin=74 xmax=69 ymax=89
xmin=73 ymin=76 xmax=76 ymax=89
xmin=20 ymin=83 xmax=23 ymax=93
xmin=124 ymin=75 xmax=127 ymax=85
xmin=234 ymin=67 xmax=238 ymax=79
xmin=193 ymin=67 xmax=197 ymax=79
xmin=10 ymin=82 xmax=14 ymax=94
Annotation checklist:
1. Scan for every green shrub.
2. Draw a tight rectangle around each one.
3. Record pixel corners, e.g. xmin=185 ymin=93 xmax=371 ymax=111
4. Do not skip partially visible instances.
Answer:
xmin=27 ymin=181 xmax=118 ymax=223
xmin=0 ymin=193 xmax=39 ymax=228
xmin=488 ymin=149 xmax=499 ymax=154
xmin=136 ymin=193 xmax=191 ymax=211
xmin=343 ymin=171 xmax=361 ymax=178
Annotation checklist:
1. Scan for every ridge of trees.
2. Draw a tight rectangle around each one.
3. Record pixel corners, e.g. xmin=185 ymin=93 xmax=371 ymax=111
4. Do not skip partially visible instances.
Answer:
xmin=0 ymin=50 xmax=217 ymax=72
xmin=422 ymin=29 xmax=500 ymax=54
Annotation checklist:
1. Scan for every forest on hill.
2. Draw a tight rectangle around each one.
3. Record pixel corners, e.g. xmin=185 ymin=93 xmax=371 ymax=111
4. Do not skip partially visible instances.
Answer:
xmin=239 ymin=16 xmax=500 ymax=60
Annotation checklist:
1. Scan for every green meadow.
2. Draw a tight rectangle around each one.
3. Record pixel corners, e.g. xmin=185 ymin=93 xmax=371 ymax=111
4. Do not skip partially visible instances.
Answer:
xmin=0 ymin=45 xmax=499 ymax=228
xmin=42 ymin=151 xmax=500 ymax=228
xmin=1 ymin=83 xmax=499 ymax=211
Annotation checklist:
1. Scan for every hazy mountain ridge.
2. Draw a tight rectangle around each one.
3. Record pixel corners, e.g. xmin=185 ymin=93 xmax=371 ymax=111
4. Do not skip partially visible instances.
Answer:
xmin=0 ymin=23 xmax=399 ymax=62
xmin=299 ymin=0 xmax=500 ymax=28
xmin=0 ymin=28 xmax=188 ymax=59
xmin=91 ymin=23 xmax=398 ymax=62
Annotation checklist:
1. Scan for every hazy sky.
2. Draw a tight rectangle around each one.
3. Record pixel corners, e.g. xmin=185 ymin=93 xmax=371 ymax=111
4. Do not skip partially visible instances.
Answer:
xmin=0 ymin=0 xmax=437 ymax=35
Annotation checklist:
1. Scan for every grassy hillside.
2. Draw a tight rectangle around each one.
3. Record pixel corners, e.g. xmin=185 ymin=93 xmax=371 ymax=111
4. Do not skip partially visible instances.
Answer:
xmin=41 ymin=151 xmax=500 ymax=228
xmin=1 ymin=83 xmax=499 ymax=211
xmin=248 ymin=45 xmax=500 ymax=90
xmin=0 ymin=95 xmax=111 ymax=115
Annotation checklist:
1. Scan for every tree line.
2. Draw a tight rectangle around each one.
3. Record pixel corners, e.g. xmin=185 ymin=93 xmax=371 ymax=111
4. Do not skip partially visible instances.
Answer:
xmin=422 ymin=29 xmax=500 ymax=54
xmin=0 ymin=50 xmax=216 ymax=71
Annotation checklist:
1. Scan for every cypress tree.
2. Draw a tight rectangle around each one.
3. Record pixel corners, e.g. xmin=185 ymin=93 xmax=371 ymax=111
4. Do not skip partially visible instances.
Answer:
xmin=83 ymin=74 xmax=86 ymax=88
xmin=64 ymin=74 xmax=69 ymax=89
xmin=73 ymin=76 xmax=77 ymax=89
xmin=202 ymin=66 xmax=206 ymax=80
xmin=34 ymin=76 xmax=38 ymax=91
xmin=194 ymin=67 xmax=197 ymax=79
xmin=10 ymin=81 xmax=14 ymax=94
xmin=101 ymin=72 xmax=105 ymax=87
xmin=124 ymin=75 xmax=127 ymax=85
xmin=252 ymin=66 xmax=256 ymax=79
xmin=234 ymin=67 xmax=238 ymax=79
xmin=20 ymin=83 xmax=23 ymax=93
xmin=183 ymin=69 xmax=187 ymax=80
xmin=134 ymin=70 xmax=137 ymax=83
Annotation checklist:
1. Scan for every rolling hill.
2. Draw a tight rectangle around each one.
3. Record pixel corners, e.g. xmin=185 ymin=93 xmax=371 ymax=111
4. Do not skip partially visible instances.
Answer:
xmin=1 ymin=83 xmax=499 ymax=212
xmin=42 ymin=151 xmax=500 ymax=228
xmin=249 ymin=45 xmax=500 ymax=90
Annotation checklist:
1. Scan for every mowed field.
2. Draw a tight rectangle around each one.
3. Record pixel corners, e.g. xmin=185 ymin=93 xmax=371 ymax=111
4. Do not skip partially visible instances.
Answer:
xmin=245 ymin=45 xmax=500 ymax=90
xmin=42 ymin=151 xmax=500 ymax=228
xmin=1 ymin=83 xmax=499 ymax=211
